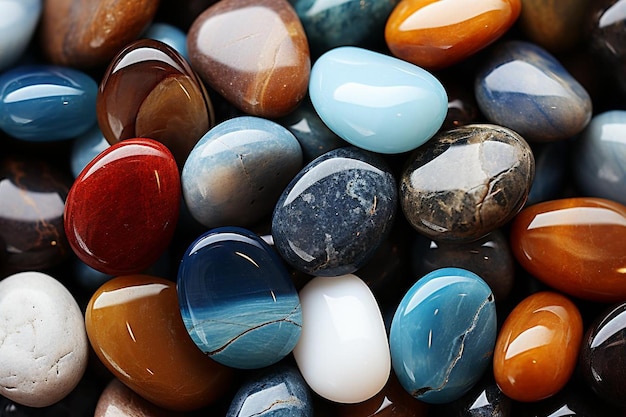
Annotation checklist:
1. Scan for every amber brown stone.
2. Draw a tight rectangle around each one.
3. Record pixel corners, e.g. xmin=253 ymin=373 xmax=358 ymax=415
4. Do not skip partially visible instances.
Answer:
xmin=40 ymin=0 xmax=160 ymax=69
xmin=85 ymin=275 xmax=234 ymax=411
xmin=95 ymin=378 xmax=183 ymax=417
xmin=510 ymin=197 xmax=626 ymax=302
xmin=493 ymin=291 xmax=583 ymax=402
xmin=187 ymin=0 xmax=310 ymax=117
xmin=385 ymin=0 xmax=521 ymax=70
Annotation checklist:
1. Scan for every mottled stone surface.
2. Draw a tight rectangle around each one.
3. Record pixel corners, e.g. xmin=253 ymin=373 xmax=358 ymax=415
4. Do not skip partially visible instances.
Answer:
xmin=400 ymin=124 xmax=534 ymax=242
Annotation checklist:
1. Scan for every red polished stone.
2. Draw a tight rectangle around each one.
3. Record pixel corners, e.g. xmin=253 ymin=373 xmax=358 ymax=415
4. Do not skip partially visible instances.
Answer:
xmin=510 ymin=197 xmax=626 ymax=302
xmin=385 ymin=0 xmax=521 ymax=70
xmin=64 ymin=139 xmax=180 ymax=276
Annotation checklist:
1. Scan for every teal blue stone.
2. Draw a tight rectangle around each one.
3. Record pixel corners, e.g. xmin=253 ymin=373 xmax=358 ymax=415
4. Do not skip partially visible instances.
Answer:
xmin=177 ymin=227 xmax=302 ymax=369
xmin=390 ymin=267 xmax=496 ymax=404
xmin=0 ymin=65 xmax=98 ymax=141
xmin=143 ymin=22 xmax=188 ymax=60
xmin=309 ymin=46 xmax=448 ymax=154
xmin=0 ymin=0 xmax=41 ymax=71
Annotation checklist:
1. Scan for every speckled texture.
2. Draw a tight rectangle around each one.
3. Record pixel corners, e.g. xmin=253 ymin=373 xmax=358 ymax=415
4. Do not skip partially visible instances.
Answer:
xmin=271 ymin=146 xmax=397 ymax=277
xmin=400 ymin=124 xmax=534 ymax=242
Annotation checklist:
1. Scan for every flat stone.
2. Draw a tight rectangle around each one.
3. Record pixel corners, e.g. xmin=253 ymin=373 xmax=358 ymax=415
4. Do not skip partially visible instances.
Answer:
xmin=0 ymin=271 xmax=89 ymax=408
xmin=0 ymin=0 xmax=42 ymax=71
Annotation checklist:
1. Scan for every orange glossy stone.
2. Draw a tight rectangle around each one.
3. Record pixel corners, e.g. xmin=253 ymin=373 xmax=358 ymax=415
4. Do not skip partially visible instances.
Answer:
xmin=493 ymin=291 xmax=583 ymax=402
xmin=85 ymin=275 xmax=233 ymax=411
xmin=385 ymin=0 xmax=521 ymax=70
xmin=510 ymin=197 xmax=626 ymax=302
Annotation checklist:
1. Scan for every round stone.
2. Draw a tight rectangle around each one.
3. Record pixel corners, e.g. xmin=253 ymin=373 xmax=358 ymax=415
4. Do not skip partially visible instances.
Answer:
xmin=0 ymin=271 xmax=89 ymax=408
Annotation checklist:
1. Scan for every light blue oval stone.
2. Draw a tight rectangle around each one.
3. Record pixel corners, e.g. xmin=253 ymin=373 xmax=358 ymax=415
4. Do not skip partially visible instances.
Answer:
xmin=0 ymin=0 xmax=42 ymax=71
xmin=143 ymin=22 xmax=188 ymax=60
xmin=0 ymin=65 xmax=98 ymax=141
xmin=389 ymin=267 xmax=496 ymax=404
xmin=309 ymin=46 xmax=447 ymax=154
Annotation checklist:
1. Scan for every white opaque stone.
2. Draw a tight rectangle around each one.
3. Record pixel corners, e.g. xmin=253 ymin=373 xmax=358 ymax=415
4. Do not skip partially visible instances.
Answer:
xmin=0 ymin=271 xmax=89 ymax=407
xmin=293 ymin=274 xmax=390 ymax=403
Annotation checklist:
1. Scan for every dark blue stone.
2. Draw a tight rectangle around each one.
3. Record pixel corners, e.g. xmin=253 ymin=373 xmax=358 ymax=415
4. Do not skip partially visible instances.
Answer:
xmin=435 ymin=376 xmax=511 ymax=417
xmin=0 ymin=65 xmax=98 ymax=141
xmin=177 ymin=227 xmax=302 ymax=369
xmin=271 ymin=146 xmax=397 ymax=277
xmin=526 ymin=140 xmax=567 ymax=206
xmin=226 ymin=363 xmax=313 ymax=417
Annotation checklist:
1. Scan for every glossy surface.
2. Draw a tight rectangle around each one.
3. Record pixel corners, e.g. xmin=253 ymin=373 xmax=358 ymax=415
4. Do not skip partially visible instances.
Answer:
xmin=272 ymin=147 xmax=397 ymax=277
xmin=64 ymin=138 xmax=180 ymax=276
xmin=475 ymin=40 xmax=592 ymax=142
xmin=70 ymin=124 xmax=110 ymax=178
xmin=187 ymin=0 xmax=310 ymax=117
xmin=177 ymin=227 xmax=302 ymax=369
xmin=0 ymin=65 xmax=98 ymax=141
xmin=97 ymin=39 xmax=214 ymax=168
xmin=143 ymin=22 xmax=188 ymax=59
xmin=385 ymin=0 xmax=521 ymax=69
xmin=309 ymin=46 xmax=447 ymax=154
xmin=390 ymin=268 xmax=497 ymax=404
xmin=0 ymin=0 xmax=42 ymax=71
xmin=293 ymin=274 xmax=391 ymax=404
xmin=493 ymin=291 xmax=583 ymax=402
xmin=572 ymin=110 xmax=626 ymax=205
xmin=510 ymin=197 xmax=626 ymax=302
xmin=182 ymin=116 xmax=303 ymax=228
xmin=436 ymin=377 xmax=511 ymax=417
xmin=85 ymin=275 xmax=234 ymax=411
xmin=40 ymin=0 xmax=160 ymax=68
xmin=400 ymin=124 xmax=534 ymax=242
xmin=95 ymin=378 xmax=181 ymax=417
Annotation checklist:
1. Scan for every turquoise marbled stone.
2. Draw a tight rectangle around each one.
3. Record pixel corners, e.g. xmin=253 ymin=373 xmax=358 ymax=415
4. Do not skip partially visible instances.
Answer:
xmin=309 ymin=46 xmax=448 ymax=154
xmin=390 ymin=267 xmax=497 ymax=404
xmin=177 ymin=227 xmax=302 ymax=369
xmin=0 ymin=0 xmax=42 ymax=71
xmin=70 ymin=124 xmax=110 ymax=178
xmin=143 ymin=22 xmax=188 ymax=60
xmin=0 ymin=65 xmax=98 ymax=141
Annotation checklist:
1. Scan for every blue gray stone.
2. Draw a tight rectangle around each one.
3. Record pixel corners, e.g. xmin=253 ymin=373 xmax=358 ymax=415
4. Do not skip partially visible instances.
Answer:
xmin=526 ymin=140 xmax=568 ymax=206
xmin=70 ymin=124 xmax=109 ymax=178
xmin=143 ymin=22 xmax=188 ymax=60
xmin=0 ymin=0 xmax=41 ymax=71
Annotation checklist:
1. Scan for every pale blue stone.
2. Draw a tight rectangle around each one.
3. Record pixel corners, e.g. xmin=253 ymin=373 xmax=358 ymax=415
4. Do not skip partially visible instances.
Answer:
xmin=143 ymin=22 xmax=188 ymax=60
xmin=70 ymin=124 xmax=110 ymax=178
xmin=309 ymin=46 xmax=447 ymax=154
xmin=0 ymin=0 xmax=42 ymax=71
xmin=390 ymin=267 xmax=496 ymax=404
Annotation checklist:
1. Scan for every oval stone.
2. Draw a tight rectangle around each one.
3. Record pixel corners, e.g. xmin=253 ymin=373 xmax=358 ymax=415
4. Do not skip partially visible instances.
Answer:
xmin=64 ymin=138 xmax=180 ymax=276
xmin=182 ymin=116 xmax=303 ymax=228
xmin=385 ymin=0 xmax=521 ymax=70
xmin=187 ymin=0 xmax=310 ymax=118
xmin=0 ymin=65 xmax=97 ymax=141
xmin=293 ymin=274 xmax=391 ymax=404
xmin=309 ymin=46 xmax=447 ymax=154
xmin=0 ymin=0 xmax=42 ymax=71
xmin=389 ymin=267 xmax=497 ymax=404
xmin=97 ymin=39 xmax=214 ymax=168
xmin=475 ymin=40 xmax=592 ymax=142
xmin=0 ymin=271 xmax=89 ymax=408
xmin=95 ymin=378 xmax=182 ymax=417
xmin=271 ymin=146 xmax=397 ymax=277
xmin=510 ymin=197 xmax=626 ymax=302
xmin=493 ymin=291 xmax=583 ymax=402
xmin=400 ymin=124 xmax=534 ymax=242
xmin=177 ymin=227 xmax=302 ymax=369
xmin=85 ymin=275 xmax=234 ymax=411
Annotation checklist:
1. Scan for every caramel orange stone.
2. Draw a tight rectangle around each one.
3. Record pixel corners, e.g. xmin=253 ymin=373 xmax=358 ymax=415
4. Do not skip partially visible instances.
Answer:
xmin=510 ymin=197 xmax=626 ymax=302
xmin=493 ymin=291 xmax=583 ymax=402
xmin=385 ymin=0 xmax=521 ymax=70
xmin=85 ymin=275 xmax=234 ymax=411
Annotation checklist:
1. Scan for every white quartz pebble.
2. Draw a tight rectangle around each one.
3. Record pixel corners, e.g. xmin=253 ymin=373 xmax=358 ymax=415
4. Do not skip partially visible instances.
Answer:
xmin=293 ymin=274 xmax=390 ymax=403
xmin=0 ymin=271 xmax=89 ymax=407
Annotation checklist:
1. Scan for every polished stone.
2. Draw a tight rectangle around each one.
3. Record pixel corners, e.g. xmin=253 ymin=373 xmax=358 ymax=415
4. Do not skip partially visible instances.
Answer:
xmin=0 ymin=271 xmax=89 ymax=408
xmin=385 ymin=0 xmax=521 ymax=69
xmin=85 ymin=275 xmax=234 ymax=411
xmin=272 ymin=146 xmax=397 ymax=277
xmin=226 ymin=363 xmax=313 ymax=417
xmin=475 ymin=40 xmax=592 ymax=142
xmin=95 ymin=378 xmax=182 ymax=417
xmin=0 ymin=0 xmax=42 ymax=71
xmin=510 ymin=197 xmax=626 ymax=302
xmin=97 ymin=39 xmax=214 ymax=168
xmin=493 ymin=291 xmax=583 ymax=402
xmin=40 ymin=0 xmax=160 ymax=68
xmin=400 ymin=124 xmax=534 ymax=242
xmin=293 ymin=274 xmax=391 ymax=404
xmin=0 ymin=65 xmax=98 ymax=141
xmin=438 ymin=377 xmax=511 ymax=417
xmin=309 ymin=46 xmax=447 ymax=154
xmin=572 ymin=110 xmax=626 ymax=206
xmin=70 ymin=124 xmax=109 ymax=178
xmin=182 ymin=116 xmax=303 ymax=228
xmin=143 ymin=22 xmax=188 ymax=59
xmin=64 ymin=138 xmax=180 ymax=276
xmin=390 ymin=268 xmax=497 ymax=404
xmin=526 ymin=141 xmax=567 ymax=206
xmin=178 ymin=227 xmax=302 ymax=369
xmin=187 ymin=0 xmax=310 ymax=118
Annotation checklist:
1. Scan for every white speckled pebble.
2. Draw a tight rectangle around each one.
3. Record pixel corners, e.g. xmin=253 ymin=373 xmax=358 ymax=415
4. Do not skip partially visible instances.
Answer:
xmin=0 ymin=271 xmax=89 ymax=407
